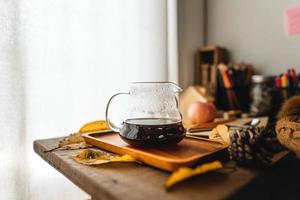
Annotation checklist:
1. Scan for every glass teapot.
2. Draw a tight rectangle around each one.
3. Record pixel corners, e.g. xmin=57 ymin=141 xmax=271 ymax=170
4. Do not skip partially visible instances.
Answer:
xmin=105 ymin=82 xmax=186 ymax=146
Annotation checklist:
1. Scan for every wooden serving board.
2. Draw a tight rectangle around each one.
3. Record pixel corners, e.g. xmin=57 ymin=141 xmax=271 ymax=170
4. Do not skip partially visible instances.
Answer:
xmin=83 ymin=131 xmax=227 ymax=172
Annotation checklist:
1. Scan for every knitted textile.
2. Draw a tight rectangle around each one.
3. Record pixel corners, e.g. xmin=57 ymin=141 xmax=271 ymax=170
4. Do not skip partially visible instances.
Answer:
xmin=276 ymin=117 xmax=300 ymax=157
xmin=276 ymin=96 xmax=300 ymax=157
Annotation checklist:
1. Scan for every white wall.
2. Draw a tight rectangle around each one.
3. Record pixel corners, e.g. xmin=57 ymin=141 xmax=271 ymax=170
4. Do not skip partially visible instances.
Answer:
xmin=206 ymin=0 xmax=300 ymax=75
xmin=178 ymin=0 xmax=205 ymax=88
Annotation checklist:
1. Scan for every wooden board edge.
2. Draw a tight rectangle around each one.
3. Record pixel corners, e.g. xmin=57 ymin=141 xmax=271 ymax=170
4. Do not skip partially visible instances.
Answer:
xmin=83 ymin=134 xmax=227 ymax=172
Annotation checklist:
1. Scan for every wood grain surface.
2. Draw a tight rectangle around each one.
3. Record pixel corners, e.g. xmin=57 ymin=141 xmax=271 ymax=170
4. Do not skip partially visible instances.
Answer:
xmin=33 ymin=137 xmax=266 ymax=200
xmin=83 ymin=132 xmax=227 ymax=171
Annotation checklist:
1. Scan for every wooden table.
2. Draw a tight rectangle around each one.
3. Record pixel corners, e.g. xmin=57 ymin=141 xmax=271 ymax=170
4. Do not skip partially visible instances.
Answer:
xmin=34 ymin=137 xmax=300 ymax=200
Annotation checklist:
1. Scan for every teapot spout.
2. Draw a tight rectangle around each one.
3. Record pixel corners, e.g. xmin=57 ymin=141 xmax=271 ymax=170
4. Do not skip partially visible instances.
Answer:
xmin=169 ymin=82 xmax=183 ymax=93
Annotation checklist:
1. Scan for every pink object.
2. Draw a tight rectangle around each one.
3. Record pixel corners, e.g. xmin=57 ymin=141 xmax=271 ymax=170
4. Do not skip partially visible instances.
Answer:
xmin=276 ymin=76 xmax=282 ymax=88
xmin=187 ymin=101 xmax=217 ymax=124
xmin=285 ymin=5 xmax=300 ymax=36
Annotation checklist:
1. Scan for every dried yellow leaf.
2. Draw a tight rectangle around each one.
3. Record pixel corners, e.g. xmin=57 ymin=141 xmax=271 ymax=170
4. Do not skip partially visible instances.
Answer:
xmin=216 ymin=124 xmax=230 ymax=145
xmin=59 ymin=132 xmax=85 ymax=147
xmin=165 ymin=161 xmax=223 ymax=189
xmin=45 ymin=120 xmax=109 ymax=152
xmin=73 ymin=149 xmax=138 ymax=165
xmin=58 ymin=142 xmax=91 ymax=151
xmin=79 ymin=120 xmax=109 ymax=133
xmin=209 ymin=128 xmax=220 ymax=140
xmin=207 ymin=125 xmax=230 ymax=145
xmin=45 ymin=133 xmax=90 ymax=152
xmin=76 ymin=149 xmax=102 ymax=159
xmin=112 ymin=154 xmax=137 ymax=162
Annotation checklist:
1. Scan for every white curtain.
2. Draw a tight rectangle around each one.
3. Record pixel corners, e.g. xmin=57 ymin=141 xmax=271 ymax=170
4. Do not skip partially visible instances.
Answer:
xmin=0 ymin=0 xmax=177 ymax=199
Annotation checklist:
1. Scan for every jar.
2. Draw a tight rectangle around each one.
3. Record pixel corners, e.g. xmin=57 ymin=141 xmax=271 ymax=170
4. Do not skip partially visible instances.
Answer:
xmin=250 ymin=75 xmax=273 ymax=116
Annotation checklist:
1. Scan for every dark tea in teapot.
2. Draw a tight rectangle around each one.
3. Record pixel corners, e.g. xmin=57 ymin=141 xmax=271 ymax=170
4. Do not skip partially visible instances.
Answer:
xmin=119 ymin=118 xmax=186 ymax=147
xmin=105 ymin=82 xmax=185 ymax=146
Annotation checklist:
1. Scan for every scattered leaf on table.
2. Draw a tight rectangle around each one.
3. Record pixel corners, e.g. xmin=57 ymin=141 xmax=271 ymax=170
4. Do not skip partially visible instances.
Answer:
xmin=165 ymin=161 xmax=223 ymax=189
xmin=209 ymin=128 xmax=225 ymax=144
xmin=44 ymin=132 xmax=91 ymax=152
xmin=209 ymin=128 xmax=220 ymax=140
xmin=59 ymin=132 xmax=85 ymax=147
xmin=44 ymin=120 xmax=110 ymax=152
xmin=79 ymin=120 xmax=109 ymax=133
xmin=207 ymin=125 xmax=230 ymax=145
xmin=112 ymin=154 xmax=137 ymax=162
xmin=72 ymin=149 xmax=138 ymax=165
xmin=216 ymin=124 xmax=230 ymax=145
xmin=57 ymin=142 xmax=91 ymax=151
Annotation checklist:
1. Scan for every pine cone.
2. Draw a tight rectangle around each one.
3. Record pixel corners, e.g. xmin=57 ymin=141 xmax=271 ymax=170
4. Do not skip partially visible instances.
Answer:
xmin=228 ymin=124 xmax=282 ymax=167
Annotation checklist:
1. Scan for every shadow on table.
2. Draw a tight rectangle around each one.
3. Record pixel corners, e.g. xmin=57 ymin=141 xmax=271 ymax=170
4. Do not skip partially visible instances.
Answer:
xmin=226 ymin=152 xmax=300 ymax=200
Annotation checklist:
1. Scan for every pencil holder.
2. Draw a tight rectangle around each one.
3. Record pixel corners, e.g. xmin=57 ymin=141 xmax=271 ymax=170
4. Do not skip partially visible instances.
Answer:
xmin=216 ymin=86 xmax=250 ymax=112
xmin=249 ymin=75 xmax=273 ymax=117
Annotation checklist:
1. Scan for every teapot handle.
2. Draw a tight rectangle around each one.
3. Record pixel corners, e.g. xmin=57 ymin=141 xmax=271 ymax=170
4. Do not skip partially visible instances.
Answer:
xmin=105 ymin=92 xmax=129 ymax=132
xmin=174 ymin=95 xmax=183 ymax=121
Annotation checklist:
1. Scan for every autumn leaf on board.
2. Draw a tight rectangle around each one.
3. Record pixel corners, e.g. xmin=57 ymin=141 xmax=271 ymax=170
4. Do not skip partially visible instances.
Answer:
xmin=79 ymin=120 xmax=109 ymax=133
xmin=72 ymin=149 xmax=138 ymax=165
xmin=165 ymin=161 xmax=223 ymax=189
xmin=44 ymin=120 xmax=109 ymax=152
